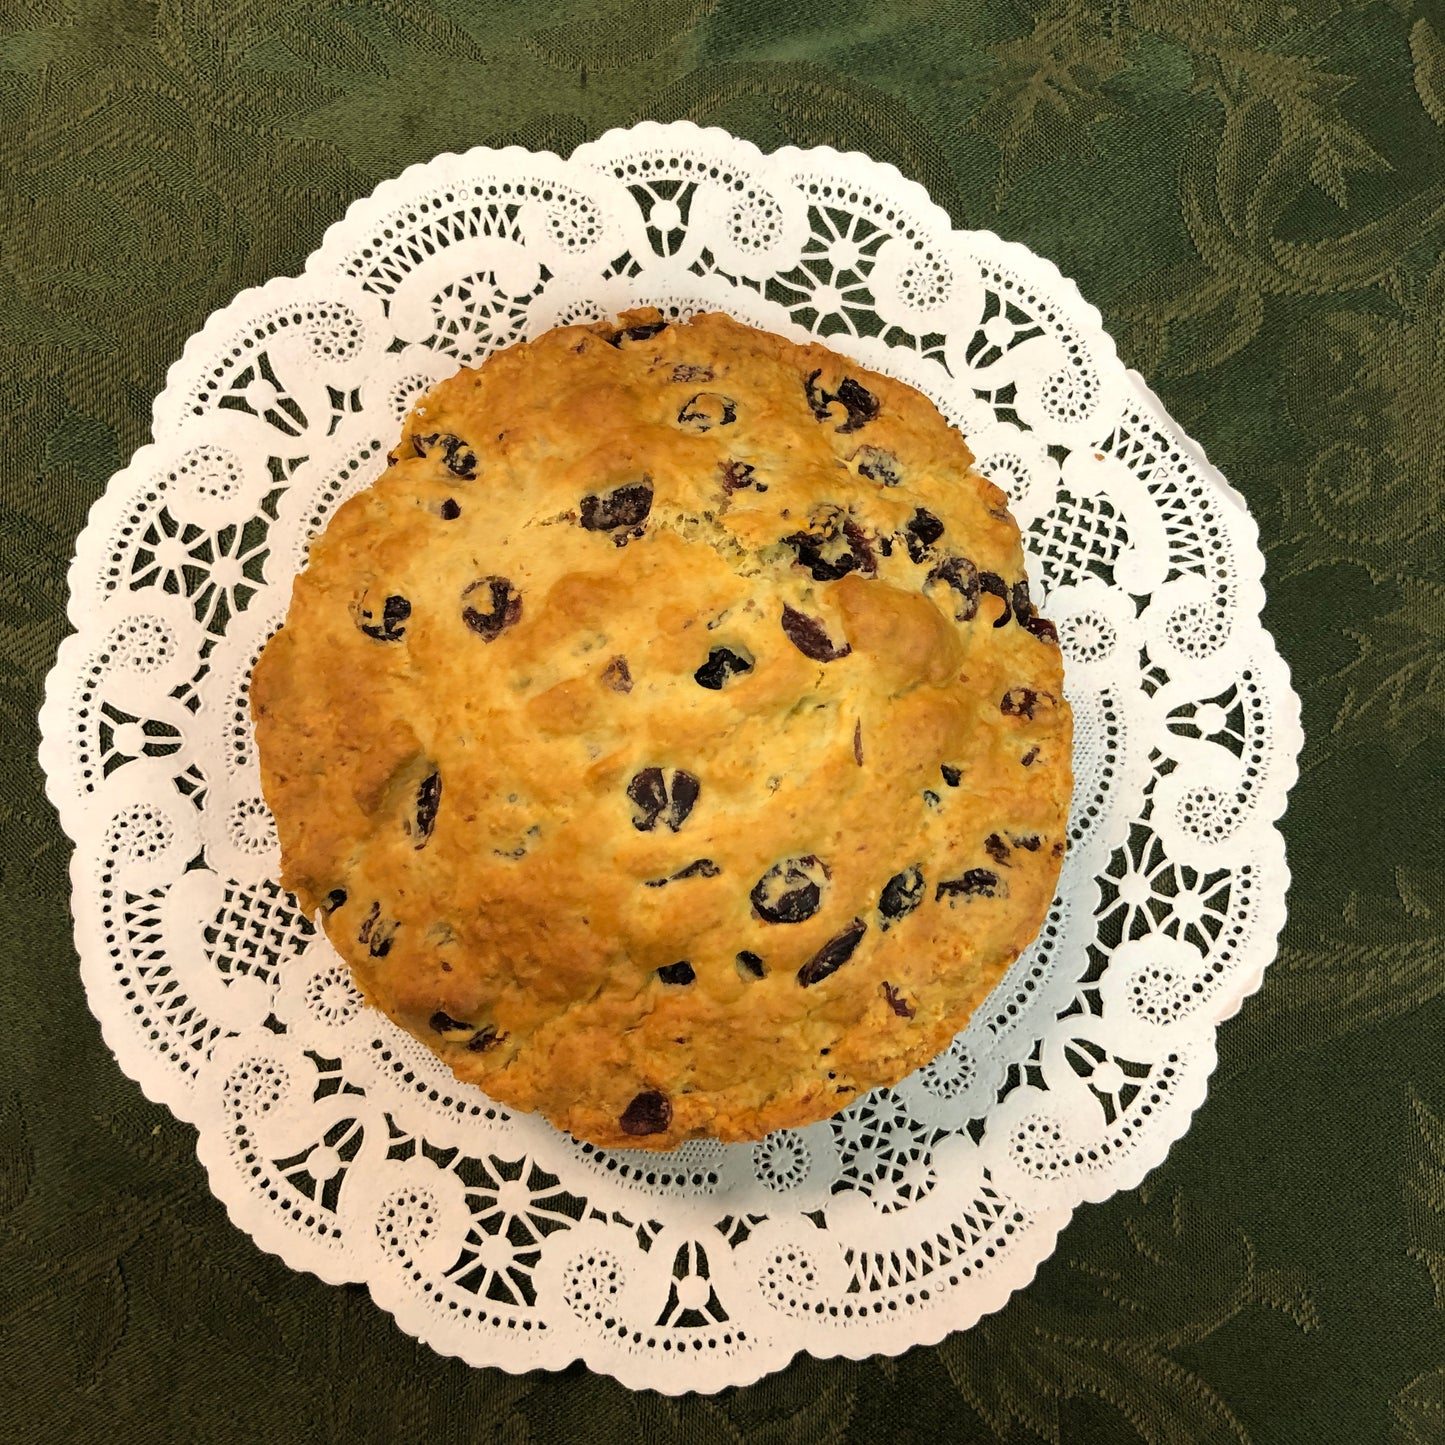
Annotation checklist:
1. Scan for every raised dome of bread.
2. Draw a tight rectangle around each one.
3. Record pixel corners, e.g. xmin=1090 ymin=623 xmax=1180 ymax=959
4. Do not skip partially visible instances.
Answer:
xmin=251 ymin=308 xmax=1072 ymax=1150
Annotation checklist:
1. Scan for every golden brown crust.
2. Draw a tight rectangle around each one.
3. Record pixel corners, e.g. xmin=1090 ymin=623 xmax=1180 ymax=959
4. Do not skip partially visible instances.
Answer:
xmin=251 ymin=309 xmax=1073 ymax=1150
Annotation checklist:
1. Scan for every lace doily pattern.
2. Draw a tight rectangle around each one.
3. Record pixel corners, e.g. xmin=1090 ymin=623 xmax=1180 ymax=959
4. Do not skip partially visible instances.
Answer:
xmin=40 ymin=123 xmax=1300 ymax=1392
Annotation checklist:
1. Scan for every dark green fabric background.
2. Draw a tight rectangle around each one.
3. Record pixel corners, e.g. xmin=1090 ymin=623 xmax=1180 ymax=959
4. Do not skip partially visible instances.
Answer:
xmin=3 ymin=1 xmax=1443 ymax=1441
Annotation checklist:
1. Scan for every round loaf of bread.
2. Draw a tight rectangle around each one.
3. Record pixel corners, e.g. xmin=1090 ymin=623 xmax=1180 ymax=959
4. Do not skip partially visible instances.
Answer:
xmin=251 ymin=309 xmax=1072 ymax=1150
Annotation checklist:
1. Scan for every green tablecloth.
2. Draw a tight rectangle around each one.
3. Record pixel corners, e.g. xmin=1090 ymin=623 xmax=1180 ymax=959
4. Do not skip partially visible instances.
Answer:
xmin=4 ymin=2 xmax=1442 ymax=1440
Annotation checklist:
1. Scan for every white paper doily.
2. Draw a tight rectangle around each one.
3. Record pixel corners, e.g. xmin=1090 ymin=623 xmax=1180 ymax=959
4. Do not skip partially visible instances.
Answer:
xmin=39 ymin=122 xmax=1301 ymax=1392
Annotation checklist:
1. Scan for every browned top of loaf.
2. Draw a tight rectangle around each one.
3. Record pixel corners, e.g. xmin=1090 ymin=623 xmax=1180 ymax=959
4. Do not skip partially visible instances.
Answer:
xmin=251 ymin=308 xmax=1072 ymax=1150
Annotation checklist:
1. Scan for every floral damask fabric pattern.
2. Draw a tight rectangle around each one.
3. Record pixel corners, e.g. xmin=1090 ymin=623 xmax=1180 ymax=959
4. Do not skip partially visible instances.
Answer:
xmin=3 ymin=0 xmax=1442 ymax=1440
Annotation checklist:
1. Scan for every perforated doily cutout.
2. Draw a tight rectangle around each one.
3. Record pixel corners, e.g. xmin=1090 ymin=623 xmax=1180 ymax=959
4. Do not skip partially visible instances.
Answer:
xmin=41 ymin=123 xmax=1300 ymax=1392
